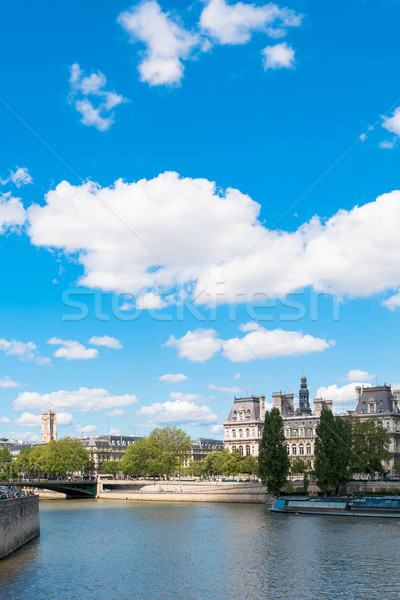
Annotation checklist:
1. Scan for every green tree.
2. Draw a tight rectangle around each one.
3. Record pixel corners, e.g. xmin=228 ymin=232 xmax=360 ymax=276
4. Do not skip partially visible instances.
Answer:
xmin=313 ymin=410 xmax=352 ymax=494
xmin=290 ymin=459 xmax=309 ymax=475
xmin=0 ymin=446 xmax=13 ymax=480
xmin=223 ymin=450 xmax=245 ymax=476
xmin=184 ymin=460 xmax=206 ymax=477
xmin=203 ymin=449 xmax=230 ymax=475
xmin=258 ymin=408 xmax=290 ymax=493
xmin=101 ymin=461 xmax=120 ymax=475
xmin=39 ymin=438 xmax=90 ymax=477
xmin=147 ymin=427 xmax=191 ymax=478
xmin=241 ymin=454 xmax=259 ymax=476
xmin=121 ymin=437 xmax=153 ymax=476
xmin=350 ymin=418 xmax=391 ymax=475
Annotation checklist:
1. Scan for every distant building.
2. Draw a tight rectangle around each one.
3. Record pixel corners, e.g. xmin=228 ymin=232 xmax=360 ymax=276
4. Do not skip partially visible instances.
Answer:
xmin=41 ymin=408 xmax=57 ymax=444
xmin=82 ymin=434 xmax=140 ymax=475
xmin=223 ymin=377 xmax=332 ymax=467
xmin=183 ymin=438 xmax=224 ymax=467
xmin=349 ymin=384 xmax=400 ymax=472
xmin=0 ymin=438 xmax=39 ymax=456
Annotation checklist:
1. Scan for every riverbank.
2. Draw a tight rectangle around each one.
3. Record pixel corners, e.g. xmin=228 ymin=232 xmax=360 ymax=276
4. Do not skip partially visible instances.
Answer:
xmin=0 ymin=496 xmax=40 ymax=559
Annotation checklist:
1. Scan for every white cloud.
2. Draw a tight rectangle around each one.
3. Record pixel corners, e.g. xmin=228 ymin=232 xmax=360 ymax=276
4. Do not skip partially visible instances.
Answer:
xmin=233 ymin=373 xmax=240 ymax=379
xmin=0 ymin=417 xmax=11 ymax=424
xmin=6 ymin=431 xmax=40 ymax=442
xmin=10 ymin=167 xmax=32 ymax=187
xmin=69 ymin=63 xmax=127 ymax=131
xmin=382 ymin=291 xmax=400 ymax=311
xmin=222 ymin=324 xmax=333 ymax=362
xmin=0 ymin=338 xmax=49 ymax=365
xmin=0 ymin=193 xmax=26 ymax=234
xmin=382 ymin=107 xmax=400 ymax=137
xmin=0 ymin=376 xmax=19 ymax=388
xmin=346 ymin=370 xmax=374 ymax=383
xmin=109 ymin=427 xmax=120 ymax=435
xmin=159 ymin=373 xmax=188 ymax=383
xmin=379 ymin=139 xmax=396 ymax=150
xmin=104 ymin=409 xmax=127 ymax=417
xmin=210 ymin=424 xmax=223 ymax=434
xmin=316 ymin=383 xmax=371 ymax=410
xmin=200 ymin=0 xmax=301 ymax=45
xmin=14 ymin=412 xmax=41 ymax=427
xmin=13 ymin=387 xmax=138 ymax=412
xmin=262 ymin=42 xmax=295 ymax=70
xmin=118 ymin=1 xmax=199 ymax=86
xmin=209 ymin=383 xmax=241 ymax=393
xmin=138 ymin=395 xmax=218 ymax=425
xmin=167 ymin=329 xmax=222 ymax=362
xmin=76 ymin=424 xmax=97 ymax=434
xmin=28 ymin=174 xmax=400 ymax=306
xmin=168 ymin=324 xmax=333 ymax=363
xmin=47 ymin=338 xmax=98 ymax=360
xmin=88 ymin=335 xmax=122 ymax=349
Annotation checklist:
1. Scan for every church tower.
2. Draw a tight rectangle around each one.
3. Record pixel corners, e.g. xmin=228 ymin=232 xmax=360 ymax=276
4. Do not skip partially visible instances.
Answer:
xmin=299 ymin=375 xmax=312 ymax=415
xmin=41 ymin=408 xmax=57 ymax=443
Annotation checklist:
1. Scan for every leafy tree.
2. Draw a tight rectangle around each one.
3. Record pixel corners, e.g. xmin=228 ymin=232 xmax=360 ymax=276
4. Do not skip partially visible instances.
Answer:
xmin=184 ymin=460 xmax=206 ymax=477
xmin=0 ymin=446 xmax=13 ymax=480
xmin=258 ymin=408 xmax=290 ymax=493
xmin=121 ymin=438 xmax=153 ymax=476
xmin=241 ymin=454 xmax=259 ymax=476
xmin=350 ymin=418 xmax=391 ymax=475
xmin=223 ymin=450 xmax=245 ymax=476
xmin=39 ymin=438 xmax=90 ymax=477
xmin=314 ymin=410 xmax=352 ymax=494
xmin=290 ymin=459 xmax=309 ymax=475
xmin=101 ymin=461 xmax=120 ymax=475
xmin=203 ymin=449 xmax=230 ymax=475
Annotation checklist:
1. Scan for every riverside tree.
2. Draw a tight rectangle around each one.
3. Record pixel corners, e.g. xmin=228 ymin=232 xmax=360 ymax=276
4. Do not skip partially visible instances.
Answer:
xmin=313 ymin=410 xmax=352 ymax=494
xmin=258 ymin=408 xmax=290 ymax=493
xmin=350 ymin=417 xmax=391 ymax=475
xmin=19 ymin=439 xmax=90 ymax=478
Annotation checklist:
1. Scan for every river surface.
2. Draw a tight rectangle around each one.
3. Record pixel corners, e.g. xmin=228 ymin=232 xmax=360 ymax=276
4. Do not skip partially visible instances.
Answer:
xmin=0 ymin=499 xmax=398 ymax=600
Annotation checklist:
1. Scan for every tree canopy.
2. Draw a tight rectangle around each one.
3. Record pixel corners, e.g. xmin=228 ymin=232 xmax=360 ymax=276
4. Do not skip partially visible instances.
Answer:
xmin=258 ymin=408 xmax=290 ymax=493
xmin=350 ymin=417 xmax=391 ymax=474
xmin=313 ymin=410 xmax=352 ymax=494
xmin=18 ymin=439 xmax=90 ymax=477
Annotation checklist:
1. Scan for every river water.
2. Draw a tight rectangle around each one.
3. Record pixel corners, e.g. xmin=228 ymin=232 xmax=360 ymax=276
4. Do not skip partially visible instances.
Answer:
xmin=0 ymin=499 xmax=398 ymax=600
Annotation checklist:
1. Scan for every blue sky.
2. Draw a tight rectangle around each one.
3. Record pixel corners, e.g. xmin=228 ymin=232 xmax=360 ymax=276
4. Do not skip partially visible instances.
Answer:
xmin=1 ymin=0 xmax=400 ymax=441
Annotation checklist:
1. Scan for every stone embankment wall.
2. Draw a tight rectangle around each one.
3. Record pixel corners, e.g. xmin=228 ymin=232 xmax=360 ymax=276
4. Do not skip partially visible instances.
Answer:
xmin=97 ymin=481 xmax=274 ymax=504
xmin=0 ymin=496 xmax=40 ymax=559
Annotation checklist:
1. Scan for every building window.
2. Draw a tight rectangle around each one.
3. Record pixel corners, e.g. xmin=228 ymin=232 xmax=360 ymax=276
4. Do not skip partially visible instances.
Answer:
xmin=307 ymin=428 xmax=312 ymax=436
xmin=368 ymin=403 xmax=375 ymax=414
xmin=232 ymin=446 xmax=236 ymax=452
xmin=245 ymin=428 xmax=250 ymax=438
xmin=306 ymin=443 xmax=311 ymax=455
xmin=292 ymin=445 xmax=297 ymax=455
xmin=292 ymin=429 xmax=298 ymax=437
xmin=286 ymin=445 xmax=290 ymax=455
xmin=239 ymin=429 xmax=243 ymax=438
xmin=239 ymin=446 xmax=243 ymax=456
xmin=232 ymin=429 xmax=236 ymax=439
xmin=285 ymin=429 xmax=290 ymax=437
xmin=245 ymin=445 xmax=250 ymax=456
xmin=299 ymin=444 xmax=304 ymax=455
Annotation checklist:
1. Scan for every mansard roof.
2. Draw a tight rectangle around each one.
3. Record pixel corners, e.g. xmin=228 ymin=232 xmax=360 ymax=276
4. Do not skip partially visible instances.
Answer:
xmin=225 ymin=396 xmax=262 ymax=422
xmin=355 ymin=385 xmax=397 ymax=414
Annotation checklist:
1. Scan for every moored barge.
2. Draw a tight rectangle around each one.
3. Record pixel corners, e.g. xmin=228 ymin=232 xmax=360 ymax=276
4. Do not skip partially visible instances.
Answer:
xmin=270 ymin=496 xmax=400 ymax=518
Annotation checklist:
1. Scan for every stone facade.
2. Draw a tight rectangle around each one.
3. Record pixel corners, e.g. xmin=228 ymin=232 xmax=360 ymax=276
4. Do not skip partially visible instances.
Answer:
xmin=0 ymin=496 xmax=40 ymax=559
xmin=41 ymin=408 xmax=57 ymax=444
xmin=183 ymin=438 xmax=224 ymax=467
xmin=224 ymin=395 xmax=265 ymax=457
xmin=82 ymin=434 xmax=139 ymax=475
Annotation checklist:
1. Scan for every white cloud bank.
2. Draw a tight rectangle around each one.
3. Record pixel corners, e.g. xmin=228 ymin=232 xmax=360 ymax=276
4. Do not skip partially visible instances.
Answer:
xmin=346 ymin=369 xmax=374 ymax=383
xmin=137 ymin=394 xmax=218 ymax=425
xmin=27 ymin=173 xmax=400 ymax=308
xmin=13 ymin=387 xmax=138 ymax=412
xmin=0 ymin=193 xmax=26 ymax=234
xmin=14 ymin=411 xmax=73 ymax=428
xmin=88 ymin=335 xmax=122 ymax=349
xmin=47 ymin=338 xmax=98 ymax=360
xmin=159 ymin=373 xmax=188 ymax=383
xmin=69 ymin=63 xmax=127 ymax=131
xmin=118 ymin=0 xmax=302 ymax=85
xmin=316 ymin=382 xmax=372 ymax=413
xmin=0 ymin=338 xmax=50 ymax=365
xmin=1 ymin=167 xmax=33 ymax=188
xmin=0 ymin=376 xmax=19 ymax=388
xmin=209 ymin=383 xmax=241 ymax=393
xmin=167 ymin=323 xmax=333 ymax=363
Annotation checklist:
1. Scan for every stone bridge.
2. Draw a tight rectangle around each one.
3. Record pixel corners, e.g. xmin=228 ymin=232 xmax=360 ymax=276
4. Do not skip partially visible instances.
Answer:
xmin=6 ymin=479 xmax=98 ymax=499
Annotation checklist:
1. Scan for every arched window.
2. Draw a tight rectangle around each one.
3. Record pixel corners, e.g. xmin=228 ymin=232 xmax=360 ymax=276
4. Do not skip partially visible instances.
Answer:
xmin=239 ymin=429 xmax=243 ymax=438
xmin=306 ymin=443 xmax=311 ymax=455
xmin=245 ymin=445 xmax=250 ymax=456
xmin=232 ymin=429 xmax=236 ymax=439
xmin=232 ymin=446 xmax=236 ymax=452
xmin=239 ymin=446 xmax=244 ymax=456
xmin=251 ymin=446 xmax=255 ymax=454
xmin=286 ymin=445 xmax=290 ymax=455
xmin=245 ymin=428 xmax=250 ymax=437
xmin=299 ymin=444 xmax=304 ymax=455
xmin=292 ymin=444 xmax=297 ymax=455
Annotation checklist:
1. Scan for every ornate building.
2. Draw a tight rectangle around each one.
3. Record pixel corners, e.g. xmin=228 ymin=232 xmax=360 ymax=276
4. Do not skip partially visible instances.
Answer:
xmin=183 ymin=438 xmax=224 ymax=467
xmin=223 ymin=395 xmax=265 ymax=457
xmin=223 ymin=377 xmax=332 ymax=467
xmin=41 ymin=408 xmax=57 ymax=444
xmin=82 ymin=434 xmax=139 ymax=475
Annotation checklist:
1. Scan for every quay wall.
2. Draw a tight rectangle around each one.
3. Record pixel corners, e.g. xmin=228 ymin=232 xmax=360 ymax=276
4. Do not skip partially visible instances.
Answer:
xmin=0 ymin=496 xmax=40 ymax=559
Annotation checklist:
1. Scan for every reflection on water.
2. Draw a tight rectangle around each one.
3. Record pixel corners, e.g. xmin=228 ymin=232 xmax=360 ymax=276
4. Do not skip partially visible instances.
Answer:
xmin=0 ymin=500 xmax=398 ymax=600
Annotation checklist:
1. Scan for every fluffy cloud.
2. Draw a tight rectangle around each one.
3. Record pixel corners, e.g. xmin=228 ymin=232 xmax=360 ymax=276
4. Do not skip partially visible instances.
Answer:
xmin=76 ymin=424 xmax=97 ymax=434
xmin=382 ymin=292 xmax=400 ymax=311
xmin=0 ymin=376 xmax=19 ymax=388
xmin=167 ymin=329 xmax=222 ymax=362
xmin=118 ymin=1 xmax=199 ymax=86
xmin=200 ymin=0 xmax=301 ymax=45
xmin=137 ymin=395 xmax=218 ymax=425
xmin=210 ymin=424 xmax=223 ymax=434
xmin=159 ymin=373 xmax=188 ymax=383
xmin=379 ymin=139 xmax=396 ymax=150
xmin=1 ymin=167 xmax=33 ymax=188
xmin=118 ymin=0 xmax=302 ymax=85
xmin=6 ymin=431 xmax=40 ymax=442
xmin=262 ymin=42 xmax=294 ymax=70
xmin=316 ymin=383 xmax=371 ymax=410
xmin=209 ymin=383 xmax=241 ymax=393
xmin=382 ymin=107 xmax=400 ymax=137
xmin=0 ymin=417 xmax=10 ymax=424
xmin=13 ymin=387 xmax=138 ymax=412
xmin=69 ymin=63 xmax=127 ymax=131
xmin=14 ymin=411 xmax=74 ymax=428
xmin=0 ymin=193 xmax=26 ymax=234
xmin=168 ymin=323 xmax=333 ymax=363
xmin=47 ymin=338 xmax=98 ymax=360
xmin=88 ymin=335 xmax=122 ymax=349
xmin=27 ymin=174 xmax=400 ymax=306
xmin=346 ymin=370 xmax=374 ymax=383
xmin=0 ymin=338 xmax=49 ymax=365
